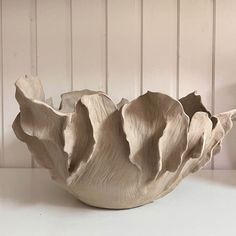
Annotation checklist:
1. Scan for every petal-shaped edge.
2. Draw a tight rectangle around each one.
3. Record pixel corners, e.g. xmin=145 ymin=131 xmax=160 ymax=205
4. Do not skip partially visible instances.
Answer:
xmin=13 ymin=113 xmax=53 ymax=170
xmin=155 ymin=112 xmax=213 ymax=199
xmin=181 ymin=112 xmax=213 ymax=170
xmin=13 ymin=113 xmax=68 ymax=183
xmin=13 ymin=76 xmax=69 ymax=182
xmin=216 ymin=109 xmax=236 ymax=134
xmin=15 ymin=75 xmax=45 ymax=101
xmin=121 ymin=91 xmax=189 ymax=184
xmin=117 ymin=98 xmax=129 ymax=110
xmin=66 ymin=93 xmax=118 ymax=183
xmin=158 ymin=109 xmax=236 ymax=199
xmin=59 ymin=90 xmax=101 ymax=113
xmin=63 ymin=99 xmax=95 ymax=175
xmin=192 ymin=109 xmax=236 ymax=172
xmin=191 ymin=117 xmax=224 ymax=172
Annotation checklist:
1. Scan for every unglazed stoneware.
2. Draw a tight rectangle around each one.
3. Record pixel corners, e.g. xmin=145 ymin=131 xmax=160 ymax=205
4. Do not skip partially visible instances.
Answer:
xmin=13 ymin=75 xmax=236 ymax=209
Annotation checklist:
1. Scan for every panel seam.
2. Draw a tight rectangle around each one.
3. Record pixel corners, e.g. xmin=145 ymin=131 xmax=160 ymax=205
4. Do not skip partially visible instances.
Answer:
xmin=105 ymin=0 xmax=108 ymax=94
xmin=211 ymin=0 xmax=216 ymax=170
xmin=140 ymin=0 xmax=143 ymax=96
xmin=176 ymin=0 xmax=180 ymax=99
xmin=30 ymin=0 xmax=38 ymax=167
xmin=69 ymin=0 xmax=73 ymax=91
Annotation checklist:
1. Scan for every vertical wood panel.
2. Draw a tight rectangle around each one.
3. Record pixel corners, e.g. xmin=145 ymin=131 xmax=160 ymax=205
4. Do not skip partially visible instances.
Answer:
xmin=179 ymin=0 xmax=213 ymax=109
xmin=72 ymin=0 xmax=106 ymax=92
xmin=0 ymin=0 xmax=3 ymax=165
xmin=30 ymin=0 xmax=37 ymax=78
xmin=37 ymin=0 xmax=71 ymax=107
xmin=143 ymin=0 xmax=177 ymax=97
xmin=214 ymin=0 xmax=236 ymax=169
xmin=1 ymin=0 xmax=236 ymax=169
xmin=107 ymin=0 xmax=141 ymax=103
xmin=2 ymin=0 xmax=31 ymax=167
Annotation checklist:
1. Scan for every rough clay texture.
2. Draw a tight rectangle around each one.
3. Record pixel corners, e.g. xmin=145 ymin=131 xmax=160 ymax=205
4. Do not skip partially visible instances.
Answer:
xmin=13 ymin=75 xmax=236 ymax=209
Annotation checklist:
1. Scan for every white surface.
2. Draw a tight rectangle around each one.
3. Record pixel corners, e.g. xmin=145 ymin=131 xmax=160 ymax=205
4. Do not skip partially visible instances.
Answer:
xmin=0 ymin=1 xmax=236 ymax=168
xmin=0 ymin=169 xmax=236 ymax=236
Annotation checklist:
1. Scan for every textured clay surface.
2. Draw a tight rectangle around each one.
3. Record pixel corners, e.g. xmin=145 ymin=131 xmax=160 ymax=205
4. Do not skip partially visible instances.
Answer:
xmin=13 ymin=75 xmax=236 ymax=209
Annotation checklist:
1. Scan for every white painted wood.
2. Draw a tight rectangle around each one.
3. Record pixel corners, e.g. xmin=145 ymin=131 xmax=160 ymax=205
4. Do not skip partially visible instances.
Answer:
xmin=30 ymin=0 xmax=37 ymax=78
xmin=72 ymin=0 xmax=106 ymax=92
xmin=1 ymin=1 xmax=236 ymax=169
xmin=214 ymin=0 xmax=236 ymax=169
xmin=1 ymin=169 xmax=236 ymax=235
xmin=179 ymin=0 xmax=213 ymax=110
xmin=107 ymin=0 xmax=141 ymax=103
xmin=37 ymin=0 xmax=72 ymax=108
xmin=143 ymin=0 xmax=177 ymax=97
xmin=178 ymin=0 xmax=213 ymax=169
xmin=2 ymin=0 xmax=31 ymax=167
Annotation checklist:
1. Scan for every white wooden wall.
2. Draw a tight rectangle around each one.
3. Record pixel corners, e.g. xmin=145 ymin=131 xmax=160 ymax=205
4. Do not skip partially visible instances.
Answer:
xmin=0 ymin=0 xmax=236 ymax=169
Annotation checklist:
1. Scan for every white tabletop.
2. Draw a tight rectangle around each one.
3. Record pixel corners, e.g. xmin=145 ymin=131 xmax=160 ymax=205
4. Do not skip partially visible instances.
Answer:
xmin=0 ymin=169 xmax=236 ymax=236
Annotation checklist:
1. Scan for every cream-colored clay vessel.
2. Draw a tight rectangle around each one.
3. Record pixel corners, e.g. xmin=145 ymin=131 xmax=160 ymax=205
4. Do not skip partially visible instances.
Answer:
xmin=13 ymin=75 xmax=236 ymax=209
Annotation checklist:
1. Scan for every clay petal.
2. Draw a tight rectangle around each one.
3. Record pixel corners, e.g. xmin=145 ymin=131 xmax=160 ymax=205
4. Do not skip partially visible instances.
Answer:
xmin=12 ymin=76 xmax=236 ymax=209
xmin=122 ymin=92 xmax=189 ymax=183
xmin=215 ymin=109 xmax=236 ymax=134
xmin=59 ymin=90 xmax=100 ymax=113
xmin=117 ymin=98 xmax=129 ymax=110
xmin=66 ymin=93 xmax=117 ymax=181
xmin=13 ymin=76 xmax=69 ymax=182
xmin=156 ymin=112 xmax=212 ymax=198
xmin=192 ymin=109 xmax=236 ymax=172
xmin=15 ymin=75 xmax=45 ymax=101
xmin=64 ymin=100 xmax=95 ymax=175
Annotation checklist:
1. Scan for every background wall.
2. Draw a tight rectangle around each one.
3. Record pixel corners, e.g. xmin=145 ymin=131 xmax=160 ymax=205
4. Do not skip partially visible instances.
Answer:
xmin=0 ymin=0 xmax=236 ymax=169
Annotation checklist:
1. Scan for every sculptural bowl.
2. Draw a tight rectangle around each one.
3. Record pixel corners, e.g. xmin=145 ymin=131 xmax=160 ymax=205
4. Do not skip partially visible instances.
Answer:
xmin=13 ymin=75 xmax=236 ymax=209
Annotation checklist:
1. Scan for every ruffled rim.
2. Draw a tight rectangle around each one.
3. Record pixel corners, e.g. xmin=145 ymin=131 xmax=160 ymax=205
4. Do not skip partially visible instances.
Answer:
xmin=13 ymin=75 xmax=236 ymax=189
